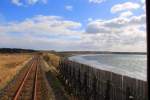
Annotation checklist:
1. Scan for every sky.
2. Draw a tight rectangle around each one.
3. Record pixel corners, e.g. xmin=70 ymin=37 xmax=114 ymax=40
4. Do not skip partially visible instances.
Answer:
xmin=0 ymin=0 xmax=147 ymax=52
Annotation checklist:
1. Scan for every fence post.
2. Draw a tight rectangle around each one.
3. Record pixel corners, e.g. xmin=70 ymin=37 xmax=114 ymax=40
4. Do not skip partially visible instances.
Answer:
xmin=82 ymin=71 xmax=90 ymax=100
xmin=92 ymin=75 xmax=98 ymax=100
xmin=77 ymin=68 xmax=81 ymax=99
xmin=126 ymin=87 xmax=134 ymax=100
xmin=105 ymin=80 xmax=111 ymax=100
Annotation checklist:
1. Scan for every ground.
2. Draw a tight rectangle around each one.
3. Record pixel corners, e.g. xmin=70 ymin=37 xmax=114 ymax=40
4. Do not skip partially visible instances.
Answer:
xmin=42 ymin=58 xmax=70 ymax=100
xmin=0 ymin=53 xmax=32 ymax=90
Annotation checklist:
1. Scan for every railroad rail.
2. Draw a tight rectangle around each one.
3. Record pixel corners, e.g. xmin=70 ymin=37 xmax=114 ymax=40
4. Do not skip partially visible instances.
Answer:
xmin=13 ymin=56 xmax=39 ymax=100
xmin=0 ymin=55 xmax=49 ymax=100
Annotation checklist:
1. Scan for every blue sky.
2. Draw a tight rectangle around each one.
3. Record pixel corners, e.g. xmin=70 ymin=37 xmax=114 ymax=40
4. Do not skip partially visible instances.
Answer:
xmin=0 ymin=0 xmax=147 ymax=51
xmin=0 ymin=0 xmax=144 ymax=22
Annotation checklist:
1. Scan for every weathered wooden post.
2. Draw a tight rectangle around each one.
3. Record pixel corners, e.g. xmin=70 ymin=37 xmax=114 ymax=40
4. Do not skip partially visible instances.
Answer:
xmin=67 ymin=62 xmax=72 ymax=93
xmin=64 ymin=60 xmax=69 ymax=91
xmin=62 ymin=60 xmax=66 ymax=80
xmin=77 ymin=68 xmax=82 ymax=99
xmin=91 ymin=75 xmax=98 ymax=100
xmin=82 ymin=71 xmax=90 ymax=100
xmin=126 ymin=87 xmax=134 ymax=100
xmin=59 ymin=59 xmax=64 ymax=79
xmin=104 ymin=80 xmax=111 ymax=100
xmin=72 ymin=67 xmax=76 ymax=96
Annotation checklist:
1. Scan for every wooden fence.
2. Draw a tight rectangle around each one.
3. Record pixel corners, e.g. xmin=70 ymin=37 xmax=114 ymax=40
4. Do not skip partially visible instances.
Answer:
xmin=58 ymin=58 xmax=148 ymax=100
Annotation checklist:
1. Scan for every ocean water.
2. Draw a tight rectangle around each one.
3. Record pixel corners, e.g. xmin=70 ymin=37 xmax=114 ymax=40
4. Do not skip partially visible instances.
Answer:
xmin=69 ymin=54 xmax=147 ymax=81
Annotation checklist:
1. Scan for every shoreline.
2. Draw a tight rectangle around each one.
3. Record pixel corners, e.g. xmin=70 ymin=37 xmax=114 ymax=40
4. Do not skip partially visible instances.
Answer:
xmin=69 ymin=54 xmax=147 ymax=81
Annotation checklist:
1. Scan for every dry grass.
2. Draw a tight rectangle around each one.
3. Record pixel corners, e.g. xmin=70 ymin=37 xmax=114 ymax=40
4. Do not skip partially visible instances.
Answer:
xmin=0 ymin=53 xmax=32 ymax=90
xmin=48 ymin=53 xmax=61 ymax=68
xmin=43 ymin=53 xmax=61 ymax=68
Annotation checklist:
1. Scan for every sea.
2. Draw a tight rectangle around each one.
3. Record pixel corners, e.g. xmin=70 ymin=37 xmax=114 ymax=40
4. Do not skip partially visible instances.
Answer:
xmin=69 ymin=54 xmax=147 ymax=81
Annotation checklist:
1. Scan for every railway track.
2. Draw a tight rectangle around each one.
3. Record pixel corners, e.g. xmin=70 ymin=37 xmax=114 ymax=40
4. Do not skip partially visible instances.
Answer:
xmin=0 ymin=55 xmax=49 ymax=100
xmin=13 ymin=56 xmax=39 ymax=100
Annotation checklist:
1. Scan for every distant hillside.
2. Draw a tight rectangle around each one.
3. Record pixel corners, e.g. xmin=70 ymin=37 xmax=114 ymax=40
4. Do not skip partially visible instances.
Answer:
xmin=0 ymin=48 xmax=37 ymax=53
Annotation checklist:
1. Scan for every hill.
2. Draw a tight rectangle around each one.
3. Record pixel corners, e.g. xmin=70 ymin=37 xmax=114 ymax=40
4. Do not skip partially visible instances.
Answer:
xmin=0 ymin=48 xmax=37 ymax=53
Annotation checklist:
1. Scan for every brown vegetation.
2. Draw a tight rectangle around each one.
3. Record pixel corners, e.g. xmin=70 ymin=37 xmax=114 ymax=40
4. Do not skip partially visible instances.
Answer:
xmin=0 ymin=53 xmax=32 ymax=90
xmin=43 ymin=53 xmax=61 ymax=68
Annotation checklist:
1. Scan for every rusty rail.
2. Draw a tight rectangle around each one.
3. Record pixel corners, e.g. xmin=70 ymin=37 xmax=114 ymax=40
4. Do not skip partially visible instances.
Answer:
xmin=34 ymin=58 xmax=39 ymax=100
xmin=13 ymin=56 xmax=39 ymax=100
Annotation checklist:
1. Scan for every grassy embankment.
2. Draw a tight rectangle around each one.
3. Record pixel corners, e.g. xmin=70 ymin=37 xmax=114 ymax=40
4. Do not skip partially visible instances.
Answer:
xmin=43 ymin=53 xmax=72 ymax=100
xmin=0 ymin=53 xmax=32 ymax=90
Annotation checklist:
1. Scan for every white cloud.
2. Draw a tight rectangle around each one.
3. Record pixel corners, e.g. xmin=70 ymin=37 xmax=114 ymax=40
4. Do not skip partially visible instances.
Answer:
xmin=28 ymin=0 xmax=38 ymax=5
xmin=119 ymin=11 xmax=133 ymax=18
xmin=0 ymin=15 xmax=82 ymax=36
xmin=89 ymin=0 xmax=106 ymax=4
xmin=85 ymin=14 xmax=146 ymax=52
xmin=111 ymin=2 xmax=140 ymax=13
xmin=12 ymin=0 xmax=23 ymax=6
xmin=141 ymin=0 xmax=145 ymax=4
xmin=65 ymin=5 xmax=73 ymax=11
xmin=11 ymin=0 xmax=47 ymax=6
xmin=0 ymin=14 xmax=146 ymax=52
xmin=110 ymin=41 xmax=146 ymax=52
xmin=143 ymin=4 xmax=146 ymax=11
xmin=86 ymin=14 xmax=146 ymax=34
xmin=0 ymin=15 xmax=83 ymax=50
xmin=88 ymin=18 xmax=93 ymax=22
xmin=0 ymin=34 xmax=77 ymax=50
